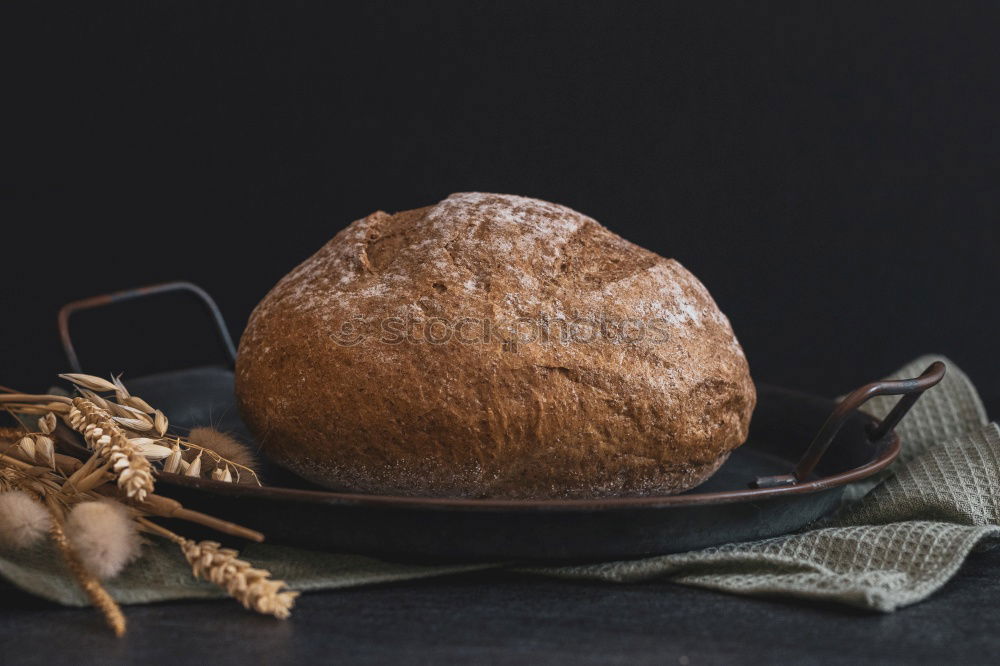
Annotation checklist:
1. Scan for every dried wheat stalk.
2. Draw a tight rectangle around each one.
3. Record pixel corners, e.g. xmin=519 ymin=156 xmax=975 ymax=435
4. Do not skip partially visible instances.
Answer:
xmin=139 ymin=518 xmax=297 ymax=619
xmin=181 ymin=539 xmax=298 ymax=619
xmin=67 ymin=397 xmax=155 ymax=502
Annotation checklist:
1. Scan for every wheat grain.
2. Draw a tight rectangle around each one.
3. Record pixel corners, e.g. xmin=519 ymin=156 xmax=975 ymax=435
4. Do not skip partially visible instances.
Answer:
xmin=153 ymin=410 xmax=168 ymax=437
xmin=17 ymin=436 xmax=36 ymax=462
xmin=211 ymin=464 xmax=233 ymax=482
xmin=185 ymin=451 xmax=203 ymax=477
xmin=35 ymin=435 xmax=55 ymax=468
xmin=124 ymin=395 xmax=155 ymax=413
xmin=38 ymin=412 xmax=57 ymax=435
xmin=58 ymin=373 xmax=119 ymax=393
xmin=112 ymin=415 xmax=153 ymax=432
xmin=108 ymin=401 xmax=154 ymax=423
xmin=78 ymin=388 xmax=111 ymax=410
xmin=127 ymin=438 xmax=173 ymax=460
xmin=163 ymin=442 xmax=182 ymax=474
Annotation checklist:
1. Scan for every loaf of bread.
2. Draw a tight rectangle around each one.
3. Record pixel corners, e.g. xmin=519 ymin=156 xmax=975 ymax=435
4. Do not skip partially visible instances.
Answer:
xmin=235 ymin=193 xmax=755 ymax=498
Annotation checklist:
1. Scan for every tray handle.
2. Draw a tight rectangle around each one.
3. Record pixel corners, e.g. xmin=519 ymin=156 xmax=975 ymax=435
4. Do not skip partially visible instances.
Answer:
xmin=58 ymin=281 xmax=237 ymax=373
xmin=752 ymin=361 xmax=946 ymax=488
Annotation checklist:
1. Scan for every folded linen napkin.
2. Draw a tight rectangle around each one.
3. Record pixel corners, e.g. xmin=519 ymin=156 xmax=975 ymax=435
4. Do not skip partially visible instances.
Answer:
xmin=1 ymin=355 xmax=994 ymax=612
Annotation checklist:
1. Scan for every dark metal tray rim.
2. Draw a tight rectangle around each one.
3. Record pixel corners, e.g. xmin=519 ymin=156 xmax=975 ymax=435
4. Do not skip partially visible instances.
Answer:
xmin=152 ymin=414 xmax=899 ymax=513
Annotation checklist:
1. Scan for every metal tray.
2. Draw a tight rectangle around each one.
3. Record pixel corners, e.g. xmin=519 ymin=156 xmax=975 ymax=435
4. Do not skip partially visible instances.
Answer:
xmin=54 ymin=282 xmax=945 ymax=562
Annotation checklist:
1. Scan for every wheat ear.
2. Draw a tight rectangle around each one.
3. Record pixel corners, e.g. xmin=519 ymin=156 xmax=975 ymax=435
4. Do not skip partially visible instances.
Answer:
xmin=139 ymin=518 xmax=298 ymax=619
xmin=67 ymin=398 xmax=154 ymax=501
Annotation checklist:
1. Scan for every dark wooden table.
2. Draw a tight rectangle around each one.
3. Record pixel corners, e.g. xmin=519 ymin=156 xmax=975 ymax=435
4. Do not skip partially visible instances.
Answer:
xmin=2 ymin=547 xmax=998 ymax=665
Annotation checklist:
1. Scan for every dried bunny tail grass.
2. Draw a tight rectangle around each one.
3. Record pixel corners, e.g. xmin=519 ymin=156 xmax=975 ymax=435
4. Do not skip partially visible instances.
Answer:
xmin=67 ymin=398 xmax=154 ymax=501
xmin=47 ymin=504 xmax=127 ymax=637
xmin=65 ymin=500 xmax=142 ymax=580
xmin=0 ymin=490 xmax=51 ymax=549
xmin=179 ymin=539 xmax=298 ymax=619
xmin=187 ymin=427 xmax=260 ymax=480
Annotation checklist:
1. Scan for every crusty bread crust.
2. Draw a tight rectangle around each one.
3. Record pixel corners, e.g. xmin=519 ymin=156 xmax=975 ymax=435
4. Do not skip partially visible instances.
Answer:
xmin=235 ymin=193 xmax=755 ymax=498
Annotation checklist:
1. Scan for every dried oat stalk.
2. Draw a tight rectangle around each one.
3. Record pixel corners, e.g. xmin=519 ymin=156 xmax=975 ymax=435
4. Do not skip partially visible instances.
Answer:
xmin=56 ymin=373 xmax=260 ymax=486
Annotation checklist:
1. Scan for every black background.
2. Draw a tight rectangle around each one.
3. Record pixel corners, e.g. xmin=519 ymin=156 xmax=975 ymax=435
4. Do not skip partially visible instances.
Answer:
xmin=5 ymin=1 xmax=999 ymax=414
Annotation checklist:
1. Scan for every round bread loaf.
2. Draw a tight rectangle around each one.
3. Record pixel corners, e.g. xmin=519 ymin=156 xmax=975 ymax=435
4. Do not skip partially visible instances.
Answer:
xmin=235 ymin=193 xmax=755 ymax=498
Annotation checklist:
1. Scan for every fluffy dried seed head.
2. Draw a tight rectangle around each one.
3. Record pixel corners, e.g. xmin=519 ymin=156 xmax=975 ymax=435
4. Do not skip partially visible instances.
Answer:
xmin=65 ymin=500 xmax=142 ymax=579
xmin=0 ymin=490 xmax=51 ymax=549
xmin=186 ymin=427 xmax=260 ymax=477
